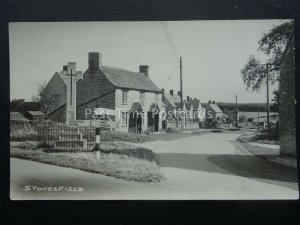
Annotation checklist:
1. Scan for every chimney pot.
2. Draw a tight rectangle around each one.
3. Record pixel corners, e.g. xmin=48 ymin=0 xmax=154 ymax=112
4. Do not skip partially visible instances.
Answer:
xmin=177 ymin=91 xmax=181 ymax=97
xmin=187 ymin=96 xmax=190 ymax=101
xmin=170 ymin=90 xmax=174 ymax=96
xmin=88 ymin=52 xmax=102 ymax=70
xmin=63 ymin=65 xmax=68 ymax=71
xmin=139 ymin=65 xmax=149 ymax=77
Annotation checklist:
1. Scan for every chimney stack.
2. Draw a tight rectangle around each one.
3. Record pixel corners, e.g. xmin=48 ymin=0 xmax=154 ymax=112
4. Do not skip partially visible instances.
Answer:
xmin=139 ymin=65 xmax=149 ymax=77
xmin=187 ymin=96 xmax=190 ymax=102
xmin=161 ymin=89 xmax=165 ymax=100
xmin=88 ymin=52 xmax=102 ymax=70
xmin=67 ymin=62 xmax=76 ymax=74
xmin=170 ymin=90 xmax=174 ymax=96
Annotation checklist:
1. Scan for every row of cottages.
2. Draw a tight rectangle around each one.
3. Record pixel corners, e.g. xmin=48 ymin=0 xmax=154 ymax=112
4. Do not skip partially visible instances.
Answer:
xmin=162 ymin=89 xmax=227 ymax=125
xmin=162 ymin=89 xmax=205 ymax=128
xmin=42 ymin=52 xmax=164 ymax=133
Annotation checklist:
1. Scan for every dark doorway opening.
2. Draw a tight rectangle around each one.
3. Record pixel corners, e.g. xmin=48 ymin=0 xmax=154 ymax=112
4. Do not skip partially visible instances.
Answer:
xmin=154 ymin=113 xmax=159 ymax=132
xmin=129 ymin=112 xmax=137 ymax=133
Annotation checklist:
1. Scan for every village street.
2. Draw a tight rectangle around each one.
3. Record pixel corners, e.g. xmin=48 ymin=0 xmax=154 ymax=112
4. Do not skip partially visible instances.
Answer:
xmin=10 ymin=132 xmax=298 ymax=200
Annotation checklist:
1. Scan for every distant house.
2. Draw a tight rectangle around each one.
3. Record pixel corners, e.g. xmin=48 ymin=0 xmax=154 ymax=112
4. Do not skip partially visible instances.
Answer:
xmin=23 ymin=111 xmax=45 ymax=120
xmin=12 ymin=102 xmax=41 ymax=114
xmin=42 ymin=52 xmax=163 ymax=133
xmin=202 ymin=102 xmax=227 ymax=121
xmin=162 ymin=89 xmax=187 ymax=128
xmin=163 ymin=89 xmax=186 ymax=116
xmin=184 ymin=99 xmax=193 ymax=119
xmin=188 ymin=97 xmax=205 ymax=122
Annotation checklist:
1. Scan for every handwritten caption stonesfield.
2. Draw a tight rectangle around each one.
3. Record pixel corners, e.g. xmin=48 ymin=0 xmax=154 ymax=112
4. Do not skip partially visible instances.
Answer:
xmin=23 ymin=186 xmax=84 ymax=192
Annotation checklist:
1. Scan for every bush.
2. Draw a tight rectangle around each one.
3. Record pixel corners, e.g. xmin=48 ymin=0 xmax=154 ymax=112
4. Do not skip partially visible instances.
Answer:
xmin=10 ymin=120 xmax=59 ymax=141
xmin=100 ymin=146 xmax=157 ymax=162
xmin=239 ymin=115 xmax=246 ymax=122
xmin=247 ymin=117 xmax=254 ymax=123
xmin=100 ymin=131 xmax=153 ymax=143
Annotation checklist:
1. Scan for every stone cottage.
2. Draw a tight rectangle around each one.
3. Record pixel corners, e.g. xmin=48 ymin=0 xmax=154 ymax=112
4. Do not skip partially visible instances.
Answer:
xmin=42 ymin=52 xmax=163 ymax=133
xmin=162 ymin=90 xmax=202 ymax=128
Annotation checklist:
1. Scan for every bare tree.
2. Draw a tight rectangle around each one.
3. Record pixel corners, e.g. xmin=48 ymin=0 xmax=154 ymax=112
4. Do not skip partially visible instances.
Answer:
xmin=31 ymin=81 xmax=60 ymax=114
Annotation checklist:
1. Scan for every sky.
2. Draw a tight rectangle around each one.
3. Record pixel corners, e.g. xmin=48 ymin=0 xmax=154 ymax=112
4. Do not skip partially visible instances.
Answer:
xmin=9 ymin=20 xmax=288 ymax=103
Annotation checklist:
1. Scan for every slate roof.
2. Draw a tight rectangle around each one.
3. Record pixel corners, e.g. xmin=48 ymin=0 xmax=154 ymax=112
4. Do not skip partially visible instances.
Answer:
xmin=100 ymin=66 xmax=162 ymax=93
xmin=209 ymin=104 xmax=223 ymax=113
xmin=10 ymin=112 xmax=29 ymax=121
xmin=12 ymin=102 xmax=41 ymax=113
xmin=26 ymin=111 xmax=45 ymax=116
xmin=174 ymin=102 xmax=183 ymax=109
xmin=164 ymin=94 xmax=181 ymax=108
xmin=184 ymin=101 xmax=192 ymax=110
xmin=130 ymin=102 xmax=143 ymax=112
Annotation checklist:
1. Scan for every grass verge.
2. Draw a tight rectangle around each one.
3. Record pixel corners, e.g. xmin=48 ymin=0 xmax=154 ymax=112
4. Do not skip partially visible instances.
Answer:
xmin=11 ymin=147 xmax=163 ymax=183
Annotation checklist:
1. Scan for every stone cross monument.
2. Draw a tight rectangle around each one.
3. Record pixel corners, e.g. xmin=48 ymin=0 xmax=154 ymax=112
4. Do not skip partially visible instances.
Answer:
xmin=59 ymin=62 xmax=83 ymax=123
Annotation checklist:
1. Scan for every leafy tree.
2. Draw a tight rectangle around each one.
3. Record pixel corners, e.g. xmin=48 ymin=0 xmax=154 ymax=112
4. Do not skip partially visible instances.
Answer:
xmin=271 ymin=89 xmax=280 ymax=112
xmin=241 ymin=21 xmax=294 ymax=91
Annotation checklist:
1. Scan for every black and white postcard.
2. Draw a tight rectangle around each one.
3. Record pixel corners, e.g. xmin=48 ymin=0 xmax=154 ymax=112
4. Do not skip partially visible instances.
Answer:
xmin=9 ymin=20 xmax=298 ymax=200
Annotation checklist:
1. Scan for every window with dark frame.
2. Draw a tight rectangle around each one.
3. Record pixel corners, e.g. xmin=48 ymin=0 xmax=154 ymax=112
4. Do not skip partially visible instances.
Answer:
xmin=122 ymin=91 xmax=128 ymax=104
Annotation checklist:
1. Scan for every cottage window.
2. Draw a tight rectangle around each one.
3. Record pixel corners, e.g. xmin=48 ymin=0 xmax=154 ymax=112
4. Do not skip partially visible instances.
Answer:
xmin=140 ymin=92 xmax=145 ymax=105
xmin=122 ymin=91 xmax=128 ymax=104
xmin=121 ymin=112 xmax=127 ymax=127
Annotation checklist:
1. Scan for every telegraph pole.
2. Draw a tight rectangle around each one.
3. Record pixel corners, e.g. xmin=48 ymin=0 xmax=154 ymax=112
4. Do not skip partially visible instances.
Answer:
xmin=266 ymin=64 xmax=270 ymax=131
xmin=235 ymin=94 xmax=238 ymax=127
xmin=180 ymin=56 xmax=183 ymax=128
xmin=180 ymin=57 xmax=183 ymax=110
xmin=257 ymin=103 xmax=260 ymax=130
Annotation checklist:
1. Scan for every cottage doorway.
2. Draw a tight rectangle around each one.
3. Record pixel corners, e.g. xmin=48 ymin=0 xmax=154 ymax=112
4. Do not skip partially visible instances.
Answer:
xmin=128 ymin=102 xmax=143 ymax=133
xmin=148 ymin=103 xmax=160 ymax=132
xmin=154 ymin=112 xmax=159 ymax=132
xmin=128 ymin=112 xmax=137 ymax=133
